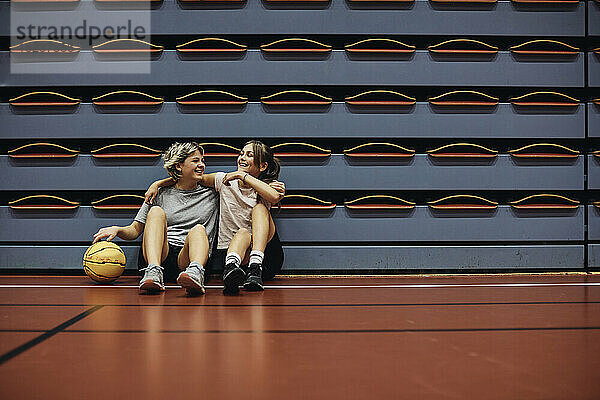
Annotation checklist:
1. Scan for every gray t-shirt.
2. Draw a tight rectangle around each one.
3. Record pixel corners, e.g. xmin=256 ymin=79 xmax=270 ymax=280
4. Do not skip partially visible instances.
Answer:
xmin=134 ymin=185 xmax=219 ymax=251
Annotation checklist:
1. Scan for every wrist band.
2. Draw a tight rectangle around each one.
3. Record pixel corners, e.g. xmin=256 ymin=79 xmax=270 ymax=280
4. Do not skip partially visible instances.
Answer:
xmin=243 ymin=173 xmax=248 ymax=183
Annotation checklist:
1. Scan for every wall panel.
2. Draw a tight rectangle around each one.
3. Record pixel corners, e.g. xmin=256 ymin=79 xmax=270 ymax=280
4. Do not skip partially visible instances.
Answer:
xmin=590 ymin=1 xmax=600 ymax=36
xmin=2 ymin=51 xmax=584 ymax=87
xmin=588 ymin=155 xmax=600 ymax=190
xmin=275 ymin=206 xmax=584 ymax=242
xmin=0 ymin=245 xmax=584 ymax=271
xmin=281 ymin=245 xmax=584 ymax=271
xmin=1 ymin=1 xmax=586 ymax=36
xmin=588 ymin=205 xmax=600 ymax=241
xmin=0 ymin=206 xmax=584 ymax=243
xmin=589 ymin=245 xmax=600 ymax=270
xmin=1 ymin=155 xmax=584 ymax=191
xmin=0 ymin=206 xmax=138 ymax=243
xmin=0 ymin=103 xmax=586 ymax=139
xmin=589 ymin=53 xmax=600 ymax=88
xmin=590 ymin=103 xmax=600 ymax=137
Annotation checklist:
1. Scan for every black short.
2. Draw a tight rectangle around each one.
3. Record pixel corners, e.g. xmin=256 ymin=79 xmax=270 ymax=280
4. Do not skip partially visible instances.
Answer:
xmin=208 ymin=230 xmax=284 ymax=281
xmin=137 ymin=243 xmax=183 ymax=284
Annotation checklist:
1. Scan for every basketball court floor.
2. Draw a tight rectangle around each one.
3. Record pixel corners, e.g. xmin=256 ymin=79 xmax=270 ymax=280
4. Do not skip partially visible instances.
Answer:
xmin=1 ymin=274 xmax=599 ymax=399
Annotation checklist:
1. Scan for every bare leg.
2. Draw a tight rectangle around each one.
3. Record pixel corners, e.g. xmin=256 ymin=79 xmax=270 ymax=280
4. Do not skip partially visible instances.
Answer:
xmin=251 ymin=203 xmax=276 ymax=253
xmin=139 ymin=206 xmax=169 ymax=292
xmin=178 ymin=224 xmax=209 ymax=269
xmin=242 ymin=204 xmax=276 ymax=291
xmin=222 ymin=228 xmax=251 ymax=294
xmin=226 ymin=205 xmax=273 ymax=263
xmin=177 ymin=224 xmax=209 ymax=295
xmin=142 ymin=206 xmax=169 ymax=265
xmin=228 ymin=228 xmax=252 ymax=262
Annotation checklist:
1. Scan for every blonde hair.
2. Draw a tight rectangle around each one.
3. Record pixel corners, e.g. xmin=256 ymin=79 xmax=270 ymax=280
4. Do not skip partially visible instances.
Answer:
xmin=163 ymin=142 xmax=204 ymax=181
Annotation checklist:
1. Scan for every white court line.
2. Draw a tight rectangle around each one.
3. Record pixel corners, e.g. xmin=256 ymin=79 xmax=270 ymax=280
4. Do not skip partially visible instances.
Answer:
xmin=0 ymin=283 xmax=600 ymax=289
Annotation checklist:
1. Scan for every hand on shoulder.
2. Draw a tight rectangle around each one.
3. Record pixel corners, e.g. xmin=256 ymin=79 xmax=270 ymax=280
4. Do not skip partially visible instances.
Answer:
xmin=268 ymin=180 xmax=286 ymax=197
xmin=222 ymin=171 xmax=244 ymax=186
xmin=144 ymin=182 xmax=162 ymax=204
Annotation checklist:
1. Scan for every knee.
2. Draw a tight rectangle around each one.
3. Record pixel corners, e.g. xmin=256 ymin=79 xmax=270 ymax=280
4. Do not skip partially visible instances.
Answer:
xmin=252 ymin=203 xmax=268 ymax=216
xmin=189 ymin=224 xmax=207 ymax=237
xmin=147 ymin=206 xmax=166 ymax=221
xmin=233 ymin=228 xmax=251 ymax=241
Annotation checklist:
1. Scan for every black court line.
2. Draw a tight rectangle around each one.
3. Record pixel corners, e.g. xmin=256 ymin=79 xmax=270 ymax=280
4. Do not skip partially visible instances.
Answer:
xmin=1 ymin=301 xmax=600 ymax=307
xmin=58 ymin=327 xmax=600 ymax=334
xmin=0 ymin=305 xmax=103 ymax=365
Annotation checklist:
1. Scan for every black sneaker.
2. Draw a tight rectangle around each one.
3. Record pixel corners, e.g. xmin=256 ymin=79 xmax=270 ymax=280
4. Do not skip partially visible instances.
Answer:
xmin=243 ymin=263 xmax=264 ymax=291
xmin=222 ymin=262 xmax=245 ymax=294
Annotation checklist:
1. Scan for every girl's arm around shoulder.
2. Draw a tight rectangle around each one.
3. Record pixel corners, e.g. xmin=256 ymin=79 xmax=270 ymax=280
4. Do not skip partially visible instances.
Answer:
xmin=145 ymin=174 xmax=218 ymax=203
xmin=268 ymin=180 xmax=286 ymax=199
xmin=145 ymin=177 xmax=175 ymax=204
xmin=198 ymin=173 xmax=217 ymax=189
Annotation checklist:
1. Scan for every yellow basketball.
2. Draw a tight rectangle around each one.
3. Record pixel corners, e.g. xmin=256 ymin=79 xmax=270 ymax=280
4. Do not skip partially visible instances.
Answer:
xmin=83 ymin=241 xmax=126 ymax=283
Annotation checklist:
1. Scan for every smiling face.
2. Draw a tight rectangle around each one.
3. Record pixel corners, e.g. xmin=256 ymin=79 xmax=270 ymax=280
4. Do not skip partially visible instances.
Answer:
xmin=237 ymin=143 xmax=266 ymax=177
xmin=177 ymin=150 xmax=205 ymax=181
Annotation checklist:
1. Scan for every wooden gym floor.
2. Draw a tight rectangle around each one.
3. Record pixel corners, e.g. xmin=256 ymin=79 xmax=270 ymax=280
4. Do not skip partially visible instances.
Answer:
xmin=0 ymin=274 xmax=599 ymax=400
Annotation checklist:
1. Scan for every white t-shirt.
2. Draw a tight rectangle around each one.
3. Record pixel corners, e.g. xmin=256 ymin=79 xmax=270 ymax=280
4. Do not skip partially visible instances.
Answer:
xmin=214 ymin=172 xmax=270 ymax=249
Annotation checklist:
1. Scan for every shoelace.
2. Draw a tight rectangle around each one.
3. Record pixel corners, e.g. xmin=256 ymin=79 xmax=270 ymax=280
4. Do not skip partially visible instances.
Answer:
xmin=248 ymin=266 xmax=262 ymax=277
xmin=187 ymin=265 xmax=204 ymax=275
xmin=140 ymin=265 xmax=164 ymax=275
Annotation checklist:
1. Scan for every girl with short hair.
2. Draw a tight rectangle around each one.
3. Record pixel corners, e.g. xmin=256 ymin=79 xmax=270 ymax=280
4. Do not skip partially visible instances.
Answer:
xmin=93 ymin=142 xmax=219 ymax=295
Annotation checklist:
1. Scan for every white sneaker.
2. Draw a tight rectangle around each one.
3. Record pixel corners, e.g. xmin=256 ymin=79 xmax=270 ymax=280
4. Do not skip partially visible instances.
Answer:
xmin=177 ymin=265 xmax=205 ymax=295
xmin=139 ymin=265 xmax=165 ymax=292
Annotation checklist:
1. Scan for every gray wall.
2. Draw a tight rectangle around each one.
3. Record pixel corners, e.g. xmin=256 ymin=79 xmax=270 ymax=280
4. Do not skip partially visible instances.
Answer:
xmin=0 ymin=1 xmax=586 ymax=36
xmin=0 ymin=103 xmax=586 ymax=139
xmin=2 ymin=51 xmax=585 ymax=87
xmin=0 ymin=0 xmax=592 ymax=272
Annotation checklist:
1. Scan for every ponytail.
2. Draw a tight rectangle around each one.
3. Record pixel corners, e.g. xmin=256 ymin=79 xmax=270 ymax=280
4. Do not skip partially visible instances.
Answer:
xmin=245 ymin=140 xmax=280 ymax=183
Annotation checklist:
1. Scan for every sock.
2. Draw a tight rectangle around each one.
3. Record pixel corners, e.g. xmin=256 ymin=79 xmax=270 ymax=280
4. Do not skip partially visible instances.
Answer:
xmin=249 ymin=251 xmax=264 ymax=267
xmin=225 ymin=252 xmax=242 ymax=268
xmin=188 ymin=261 xmax=204 ymax=272
xmin=147 ymin=263 xmax=161 ymax=270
